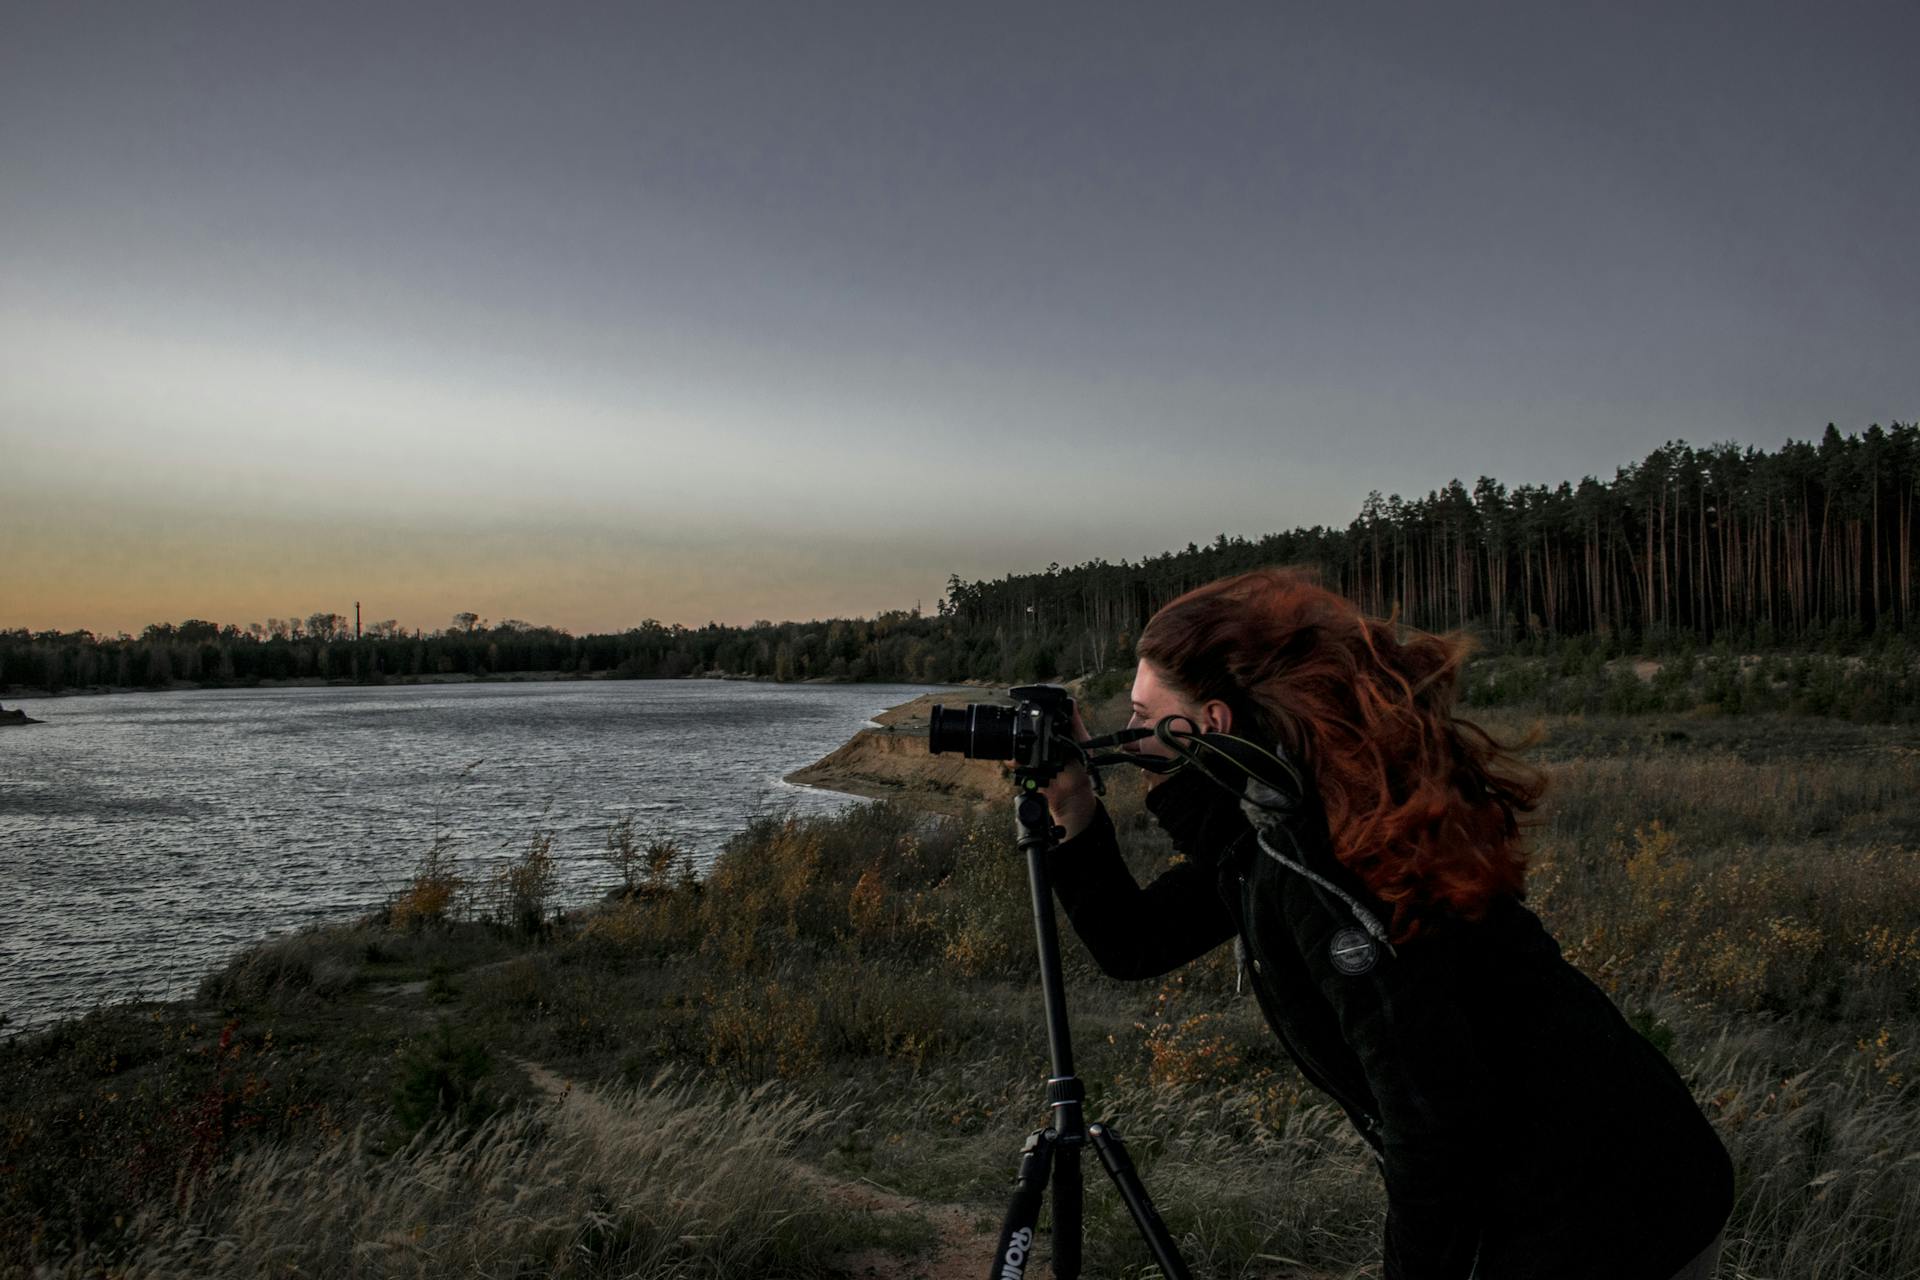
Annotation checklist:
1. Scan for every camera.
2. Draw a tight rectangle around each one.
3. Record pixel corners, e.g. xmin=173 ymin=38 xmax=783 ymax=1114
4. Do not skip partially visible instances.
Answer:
xmin=928 ymin=684 xmax=1077 ymax=774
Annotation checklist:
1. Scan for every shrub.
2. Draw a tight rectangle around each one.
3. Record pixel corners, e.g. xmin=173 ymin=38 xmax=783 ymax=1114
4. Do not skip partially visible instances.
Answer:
xmin=197 ymin=929 xmax=362 ymax=1006
xmin=932 ymin=819 xmax=1031 ymax=979
xmin=703 ymin=978 xmax=823 ymax=1081
xmin=699 ymin=801 xmax=947 ymax=968
xmin=810 ymin=962 xmax=954 ymax=1068
xmin=602 ymin=814 xmax=646 ymax=895
xmin=602 ymin=815 xmax=690 ymax=898
xmin=484 ymin=829 xmax=557 ymax=937
xmin=577 ymin=883 xmax=705 ymax=958
xmin=390 ymin=1021 xmax=497 ymax=1139
xmin=391 ymin=834 xmax=466 ymax=931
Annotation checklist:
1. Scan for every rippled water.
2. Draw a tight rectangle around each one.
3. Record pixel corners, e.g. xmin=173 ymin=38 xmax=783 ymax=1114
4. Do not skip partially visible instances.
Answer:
xmin=0 ymin=680 xmax=945 ymax=1033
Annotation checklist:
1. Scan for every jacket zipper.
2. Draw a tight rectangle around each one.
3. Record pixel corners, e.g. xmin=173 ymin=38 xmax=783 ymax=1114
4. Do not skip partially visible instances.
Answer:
xmin=1249 ymin=972 xmax=1387 ymax=1152
xmin=1230 ymin=868 xmax=1387 ymax=1153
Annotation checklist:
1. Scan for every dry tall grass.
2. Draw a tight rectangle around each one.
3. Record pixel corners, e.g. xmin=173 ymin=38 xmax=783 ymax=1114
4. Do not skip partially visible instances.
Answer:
xmin=43 ymin=1075 xmax=858 ymax=1280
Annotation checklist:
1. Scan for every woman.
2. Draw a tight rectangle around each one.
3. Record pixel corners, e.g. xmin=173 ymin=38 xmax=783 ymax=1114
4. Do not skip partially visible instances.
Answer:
xmin=1040 ymin=568 xmax=1732 ymax=1280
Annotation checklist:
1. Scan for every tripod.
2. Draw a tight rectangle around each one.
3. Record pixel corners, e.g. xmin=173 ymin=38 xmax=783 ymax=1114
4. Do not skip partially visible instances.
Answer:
xmin=988 ymin=771 xmax=1192 ymax=1280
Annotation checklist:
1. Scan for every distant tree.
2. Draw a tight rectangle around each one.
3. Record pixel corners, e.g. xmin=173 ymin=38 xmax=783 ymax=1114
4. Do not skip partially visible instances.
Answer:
xmin=306 ymin=611 xmax=347 ymax=643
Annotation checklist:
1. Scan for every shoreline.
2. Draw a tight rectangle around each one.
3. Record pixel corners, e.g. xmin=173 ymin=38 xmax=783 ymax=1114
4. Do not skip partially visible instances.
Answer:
xmin=3 ymin=687 xmax=982 ymax=1038
xmin=782 ymin=690 xmax=1016 ymax=815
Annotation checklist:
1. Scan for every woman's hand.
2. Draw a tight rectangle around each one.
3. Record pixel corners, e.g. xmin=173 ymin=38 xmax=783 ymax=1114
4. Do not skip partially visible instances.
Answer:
xmin=1037 ymin=705 xmax=1100 ymax=841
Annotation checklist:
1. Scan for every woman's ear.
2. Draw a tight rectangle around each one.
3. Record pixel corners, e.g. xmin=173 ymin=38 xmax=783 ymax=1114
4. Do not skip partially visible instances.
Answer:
xmin=1201 ymin=699 xmax=1233 ymax=735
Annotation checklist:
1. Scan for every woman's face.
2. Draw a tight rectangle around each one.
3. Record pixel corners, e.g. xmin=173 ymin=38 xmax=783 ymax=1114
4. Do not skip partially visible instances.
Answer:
xmin=1126 ymin=660 xmax=1232 ymax=779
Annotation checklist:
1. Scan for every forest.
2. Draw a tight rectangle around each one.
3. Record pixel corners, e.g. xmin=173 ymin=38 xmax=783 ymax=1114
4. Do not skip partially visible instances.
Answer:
xmin=4 ymin=425 xmax=1916 ymax=696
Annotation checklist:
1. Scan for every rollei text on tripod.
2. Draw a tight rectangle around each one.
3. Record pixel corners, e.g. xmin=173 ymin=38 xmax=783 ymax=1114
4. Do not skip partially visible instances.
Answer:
xmin=930 ymin=686 xmax=1191 ymax=1280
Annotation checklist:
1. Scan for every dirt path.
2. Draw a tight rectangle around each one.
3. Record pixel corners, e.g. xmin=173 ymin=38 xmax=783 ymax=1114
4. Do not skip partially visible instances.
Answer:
xmin=792 ymin=1164 xmax=1001 ymax=1280
xmin=508 ymin=1057 xmax=1000 ymax=1280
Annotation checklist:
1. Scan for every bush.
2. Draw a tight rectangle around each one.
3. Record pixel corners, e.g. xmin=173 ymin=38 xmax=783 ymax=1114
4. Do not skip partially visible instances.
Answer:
xmin=577 ymin=883 xmax=706 ymax=958
xmin=928 ymin=816 xmax=1032 ymax=978
xmin=699 ymin=802 xmax=946 ymax=968
xmin=198 ymin=929 xmax=362 ymax=1007
xmin=602 ymin=815 xmax=692 ymax=898
xmin=702 ymin=978 xmax=824 ymax=1081
xmin=390 ymin=834 xmax=466 ymax=931
xmin=390 ymin=1021 xmax=498 ymax=1138
xmin=484 ymin=829 xmax=557 ymax=937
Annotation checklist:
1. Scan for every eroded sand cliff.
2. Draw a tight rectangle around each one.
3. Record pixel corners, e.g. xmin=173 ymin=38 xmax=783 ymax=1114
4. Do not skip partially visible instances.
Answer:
xmin=785 ymin=692 xmax=1012 ymax=814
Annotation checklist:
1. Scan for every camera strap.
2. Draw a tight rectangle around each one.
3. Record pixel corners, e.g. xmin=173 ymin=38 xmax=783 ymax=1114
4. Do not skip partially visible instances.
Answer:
xmin=1080 ymin=726 xmax=1169 ymax=774
xmin=1080 ymin=727 xmax=1152 ymax=752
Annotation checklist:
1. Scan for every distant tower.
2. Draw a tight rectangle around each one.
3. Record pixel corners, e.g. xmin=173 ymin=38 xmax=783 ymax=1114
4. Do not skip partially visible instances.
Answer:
xmin=355 ymin=602 xmax=362 ymax=640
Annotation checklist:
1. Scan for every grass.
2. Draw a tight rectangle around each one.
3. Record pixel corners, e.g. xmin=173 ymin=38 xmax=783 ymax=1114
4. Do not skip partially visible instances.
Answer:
xmin=44 ymin=1074 xmax=883 ymax=1280
xmin=1459 ymin=639 xmax=1920 ymax=721
xmin=4 ymin=704 xmax=1918 ymax=1278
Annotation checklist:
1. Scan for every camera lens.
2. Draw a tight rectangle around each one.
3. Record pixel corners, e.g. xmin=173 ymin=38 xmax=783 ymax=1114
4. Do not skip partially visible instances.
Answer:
xmin=928 ymin=703 xmax=1017 ymax=760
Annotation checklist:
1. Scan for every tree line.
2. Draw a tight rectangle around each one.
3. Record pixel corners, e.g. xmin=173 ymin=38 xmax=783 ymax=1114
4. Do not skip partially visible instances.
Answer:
xmin=0 ymin=613 xmax=955 ymax=693
xmin=3 ymin=425 xmax=1914 ymax=695
xmin=943 ymin=423 xmax=1919 ymax=675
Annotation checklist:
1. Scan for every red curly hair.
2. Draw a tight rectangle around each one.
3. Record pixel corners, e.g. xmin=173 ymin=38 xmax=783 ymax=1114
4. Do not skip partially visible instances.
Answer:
xmin=1137 ymin=566 xmax=1544 ymax=943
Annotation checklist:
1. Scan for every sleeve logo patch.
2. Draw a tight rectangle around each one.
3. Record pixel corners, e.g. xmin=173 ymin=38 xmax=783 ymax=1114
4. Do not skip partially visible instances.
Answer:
xmin=1329 ymin=927 xmax=1378 ymax=975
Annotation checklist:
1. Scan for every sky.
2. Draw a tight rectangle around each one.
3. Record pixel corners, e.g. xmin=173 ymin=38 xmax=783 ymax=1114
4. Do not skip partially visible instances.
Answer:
xmin=3 ymin=1 xmax=1915 ymax=636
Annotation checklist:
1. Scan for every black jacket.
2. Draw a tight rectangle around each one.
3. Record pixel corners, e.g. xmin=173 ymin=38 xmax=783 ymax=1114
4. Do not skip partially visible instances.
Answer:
xmin=1046 ymin=784 xmax=1733 ymax=1280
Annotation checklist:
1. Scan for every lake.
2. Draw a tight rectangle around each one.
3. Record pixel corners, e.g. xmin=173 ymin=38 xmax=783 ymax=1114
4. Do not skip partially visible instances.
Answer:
xmin=0 ymin=679 xmax=948 ymax=1034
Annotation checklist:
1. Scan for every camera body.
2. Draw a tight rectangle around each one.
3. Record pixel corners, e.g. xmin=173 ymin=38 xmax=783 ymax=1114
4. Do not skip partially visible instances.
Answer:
xmin=928 ymin=684 xmax=1076 ymax=776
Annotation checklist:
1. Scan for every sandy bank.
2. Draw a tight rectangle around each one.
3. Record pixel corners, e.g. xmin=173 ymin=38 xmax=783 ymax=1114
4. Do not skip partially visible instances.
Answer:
xmin=786 ymin=691 xmax=1013 ymax=814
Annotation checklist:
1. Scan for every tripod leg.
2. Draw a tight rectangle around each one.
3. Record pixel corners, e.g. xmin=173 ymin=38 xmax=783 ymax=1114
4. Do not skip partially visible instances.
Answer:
xmin=1053 ymin=1141 xmax=1083 ymax=1279
xmin=990 ymin=1129 xmax=1053 ymax=1280
xmin=1088 ymin=1122 xmax=1192 ymax=1280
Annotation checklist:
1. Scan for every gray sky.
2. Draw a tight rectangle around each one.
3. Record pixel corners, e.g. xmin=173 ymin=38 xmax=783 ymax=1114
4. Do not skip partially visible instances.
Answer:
xmin=3 ymin=1 xmax=1914 ymax=634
